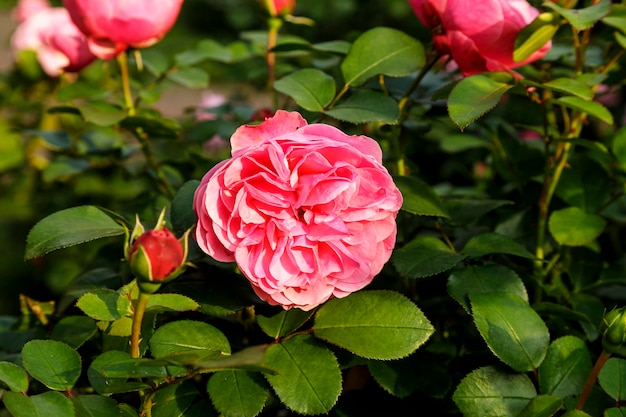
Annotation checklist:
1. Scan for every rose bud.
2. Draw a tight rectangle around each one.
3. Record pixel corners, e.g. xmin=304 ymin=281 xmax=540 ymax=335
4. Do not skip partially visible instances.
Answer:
xmin=408 ymin=0 xmax=551 ymax=76
xmin=193 ymin=110 xmax=402 ymax=311
xmin=62 ymin=0 xmax=184 ymax=59
xmin=128 ymin=225 xmax=189 ymax=294
xmin=265 ymin=0 xmax=296 ymax=16
xmin=602 ymin=307 xmax=626 ymax=356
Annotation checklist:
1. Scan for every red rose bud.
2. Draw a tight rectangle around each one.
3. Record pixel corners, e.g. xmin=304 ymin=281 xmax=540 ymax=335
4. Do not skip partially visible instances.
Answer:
xmin=265 ymin=0 xmax=295 ymax=16
xmin=129 ymin=228 xmax=185 ymax=284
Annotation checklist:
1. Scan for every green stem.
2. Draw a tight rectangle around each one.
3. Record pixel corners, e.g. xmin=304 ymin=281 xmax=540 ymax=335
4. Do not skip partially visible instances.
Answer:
xmin=130 ymin=291 xmax=151 ymax=358
xmin=576 ymin=351 xmax=611 ymax=410
xmin=117 ymin=51 xmax=136 ymax=116
xmin=266 ymin=17 xmax=282 ymax=108
xmin=398 ymin=51 xmax=443 ymax=120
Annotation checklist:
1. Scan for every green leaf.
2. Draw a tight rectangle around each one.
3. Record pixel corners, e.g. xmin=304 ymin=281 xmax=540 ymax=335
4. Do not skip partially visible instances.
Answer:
xmin=367 ymin=360 xmax=419 ymax=398
xmin=544 ymin=78 xmax=593 ymax=100
xmin=556 ymin=155 xmax=610 ymax=212
xmin=443 ymin=198 xmax=513 ymax=226
xmin=257 ymin=309 xmax=314 ymax=339
xmin=21 ymin=339 xmax=82 ymax=391
xmin=599 ymin=357 xmax=626 ymax=401
xmin=50 ymin=315 xmax=98 ymax=349
xmin=470 ymin=292 xmax=550 ymax=372
xmin=193 ymin=345 xmax=273 ymax=374
xmin=146 ymin=294 xmax=199 ymax=313
xmin=171 ymin=180 xmax=200 ymax=234
xmin=552 ymin=96 xmax=614 ymax=125
xmin=274 ymin=69 xmax=336 ymax=112
xmin=448 ymin=74 xmax=513 ymax=130
xmin=151 ymin=382 xmax=216 ymax=417
xmin=392 ymin=235 xmax=466 ymax=278
xmin=325 ymin=89 xmax=399 ymax=124
xmin=543 ymin=0 xmax=611 ymax=31
xmin=87 ymin=351 xmax=151 ymax=395
xmin=263 ymin=335 xmax=341 ymax=415
xmin=149 ymin=320 xmax=231 ymax=358
xmin=71 ymin=395 xmax=121 ymax=417
xmin=75 ymin=102 xmax=127 ymax=126
xmin=462 ymin=232 xmax=536 ymax=259
xmin=207 ymin=370 xmax=269 ymax=417
xmin=119 ymin=115 xmax=180 ymax=139
xmin=76 ymin=289 xmax=132 ymax=321
xmin=448 ymin=264 xmax=528 ymax=313
xmin=41 ymin=157 xmax=90 ymax=182
xmin=141 ymin=49 xmax=170 ymax=76
xmin=175 ymin=39 xmax=232 ymax=66
xmin=0 ymin=361 xmax=28 ymax=393
xmin=167 ymin=67 xmax=210 ymax=89
xmin=514 ymin=12 xmax=561 ymax=62
xmin=0 ymin=122 xmax=25 ymax=172
xmin=341 ymin=27 xmax=424 ymax=87
xmin=548 ymin=207 xmax=606 ymax=246
xmin=394 ymin=175 xmax=449 ymax=217
xmin=313 ymin=290 xmax=434 ymax=360
xmin=603 ymin=4 xmax=626 ymax=34
xmin=453 ymin=366 xmax=536 ymax=417
xmin=3 ymin=391 xmax=75 ymax=417
xmin=517 ymin=395 xmax=563 ymax=417
xmin=25 ymin=205 xmax=125 ymax=259
xmin=437 ymin=133 xmax=490 ymax=153
xmin=538 ymin=336 xmax=592 ymax=398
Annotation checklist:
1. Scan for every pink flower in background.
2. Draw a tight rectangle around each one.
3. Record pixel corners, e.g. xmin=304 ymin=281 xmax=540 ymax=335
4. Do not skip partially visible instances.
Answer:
xmin=408 ymin=0 xmax=551 ymax=76
xmin=11 ymin=7 xmax=96 ymax=76
xmin=63 ymin=0 xmax=184 ymax=59
xmin=266 ymin=0 xmax=296 ymax=16
xmin=193 ymin=110 xmax=402 ymax=311
xmin=196 ymin=91 xmax=228 ymax=121
xmin=12 ymin=0 xmax=50 ymax=23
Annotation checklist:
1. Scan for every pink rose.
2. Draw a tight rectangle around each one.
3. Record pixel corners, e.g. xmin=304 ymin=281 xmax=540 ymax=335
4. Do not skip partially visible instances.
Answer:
xmin=11 ymin=7 xmax=96 ymax=76
xmin=63 ymin=0 xmax=184 ymax=59
xmin=409 ymin=0 xmax=551 ymax=76
xmin=12 ymin=0 xmax=50 ymax=23
xmin=193 ymin=110 xmax=402 ymax=311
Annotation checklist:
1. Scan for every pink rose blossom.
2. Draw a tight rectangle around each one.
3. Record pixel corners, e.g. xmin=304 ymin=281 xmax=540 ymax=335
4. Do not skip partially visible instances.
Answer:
xmin=63 ymin=0 xmax=184 ymax=59
xmin=193 ymin=110 xmax=402 ymax=311
xmin=11 ymin=7 xmax=96 ymax=76
xmin=408 ymin=0 xmax=551 ymax=76
xmin=12 ymin=0 xmax=50 ymax=23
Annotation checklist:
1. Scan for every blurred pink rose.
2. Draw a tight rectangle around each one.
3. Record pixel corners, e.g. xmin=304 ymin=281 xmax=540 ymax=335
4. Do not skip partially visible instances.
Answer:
xmin=266 ymin=0 xmax=295 ymax=16
xmin=196 ymin=91 xmax=228 ymax=121
xmin=11 ymin=7 xmax=96 ymax=76
xmin=193 ymin=110 xmax=402 ymax=310
xmin=409 ymin=0 xmax=551 ymax=76
xmin=12 ymin=0 xmax=50 ymax=23
xmin=63 ymin=0 xmax=184 ymax=59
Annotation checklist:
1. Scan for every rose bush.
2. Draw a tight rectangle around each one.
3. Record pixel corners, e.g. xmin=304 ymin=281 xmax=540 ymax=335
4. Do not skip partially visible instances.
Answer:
xmin=193 ymin=110 xmax=403 ymax=310
xmin=62 ymin=0 xmax=184 ymax=59
xmin=408 ymin=0 xmax=551 ymax=75
xmin=11 ymin=5 xmax=96 ymax=76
